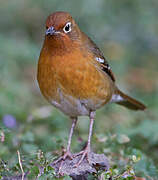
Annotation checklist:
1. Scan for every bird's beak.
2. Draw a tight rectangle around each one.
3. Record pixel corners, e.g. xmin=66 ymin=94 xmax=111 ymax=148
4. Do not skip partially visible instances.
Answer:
xmin=45 ymin=26 xmax=55 ymax=35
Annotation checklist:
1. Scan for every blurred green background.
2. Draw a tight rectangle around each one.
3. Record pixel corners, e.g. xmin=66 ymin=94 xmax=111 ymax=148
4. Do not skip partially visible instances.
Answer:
xmin=0 ymin=0 xmax=158 ymax=179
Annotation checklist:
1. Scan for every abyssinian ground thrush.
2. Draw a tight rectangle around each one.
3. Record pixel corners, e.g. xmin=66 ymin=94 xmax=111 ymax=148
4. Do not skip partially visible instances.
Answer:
xmin=37 ymin=11 xmax=146 ymax=166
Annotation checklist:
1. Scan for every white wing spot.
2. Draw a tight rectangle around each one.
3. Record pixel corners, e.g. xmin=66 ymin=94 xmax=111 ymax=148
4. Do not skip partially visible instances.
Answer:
xmin=95 ymin=57 xmax=104 ymax=63
xmin=111 ymin=94 xmax=124 ymax=103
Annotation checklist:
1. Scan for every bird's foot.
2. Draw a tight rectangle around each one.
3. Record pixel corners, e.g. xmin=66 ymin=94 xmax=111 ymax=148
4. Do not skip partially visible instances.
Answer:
xmin=53 ymin=150 xmax=73 ymax=176
xmin=54 ymin=150 xmax=73 ymax=164
xmin=63 ymin=150 xmax=73 ymax=160
xmin=74 ymin=146 xmax=92 ymax=167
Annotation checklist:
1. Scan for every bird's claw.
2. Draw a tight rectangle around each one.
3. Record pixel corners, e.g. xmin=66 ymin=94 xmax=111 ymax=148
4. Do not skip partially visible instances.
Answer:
xmin=74 ymin=146 xmax=92 ymax=167
xmin=62 ymin=150 xmax=73 ymax=160
xmin=53 ymin=150 xmax=73 ymax=165
xmin=53 ymin=150 xmax=73 ymax=176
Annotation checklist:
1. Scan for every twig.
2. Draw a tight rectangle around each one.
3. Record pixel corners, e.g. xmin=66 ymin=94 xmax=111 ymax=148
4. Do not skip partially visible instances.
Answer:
xmin=17 ymin=150 xmax=25 ymax=180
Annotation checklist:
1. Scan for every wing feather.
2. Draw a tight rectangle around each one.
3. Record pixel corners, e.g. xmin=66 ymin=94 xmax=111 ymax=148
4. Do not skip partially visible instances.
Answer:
xmin=82 ymin=32 xmax=115 ymax=82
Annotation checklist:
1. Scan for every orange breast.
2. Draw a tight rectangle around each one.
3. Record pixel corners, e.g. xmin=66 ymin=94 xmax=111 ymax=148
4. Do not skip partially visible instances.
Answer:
xmin=37 ymin=44 xmax=115 ymax=115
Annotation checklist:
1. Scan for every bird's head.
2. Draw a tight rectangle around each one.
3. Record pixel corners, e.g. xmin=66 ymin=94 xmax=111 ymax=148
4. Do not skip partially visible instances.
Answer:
xmin=45 ymin=12 xmax=80 ymax=45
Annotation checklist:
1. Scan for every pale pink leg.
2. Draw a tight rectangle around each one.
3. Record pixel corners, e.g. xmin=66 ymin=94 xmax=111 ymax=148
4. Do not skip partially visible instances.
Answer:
xmin=75 ymin=111 xmax=95 ymax=166
xmin=63 ymin=117 xmax=77 ymax=159
xmin=53 ymin=117 xmax=77 ymax=165
xmin=57 ymin=117 xmax=78 ymax=175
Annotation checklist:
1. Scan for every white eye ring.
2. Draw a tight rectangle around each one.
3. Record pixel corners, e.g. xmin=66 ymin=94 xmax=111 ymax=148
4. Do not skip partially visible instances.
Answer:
xmin=63 ymin=22 xmax=72 ymax=33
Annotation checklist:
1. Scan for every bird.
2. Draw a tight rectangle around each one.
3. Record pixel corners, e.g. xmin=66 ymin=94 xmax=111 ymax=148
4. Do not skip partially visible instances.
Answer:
xmin=37 ymin=11 xmax=146 ymax=167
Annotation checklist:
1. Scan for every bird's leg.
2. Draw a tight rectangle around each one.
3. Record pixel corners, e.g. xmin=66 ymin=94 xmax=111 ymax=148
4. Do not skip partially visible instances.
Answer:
xmin=53 ymin=117 xmax=77 ymax=165
xmin=56 ymin=117 xmax=78 ymax=175
xmin=63 ymin=117 xmax=77 ymax=159
xmin=75 ymin=111 xmax=95 ymax=167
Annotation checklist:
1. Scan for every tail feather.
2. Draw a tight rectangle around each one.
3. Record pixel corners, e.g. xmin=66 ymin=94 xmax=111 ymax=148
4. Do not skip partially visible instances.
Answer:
xmin=113 ymin=89 xmax=146 ymax=111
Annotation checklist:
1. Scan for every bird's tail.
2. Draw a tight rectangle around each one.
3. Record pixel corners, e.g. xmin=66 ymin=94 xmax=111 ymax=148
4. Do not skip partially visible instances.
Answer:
xmin=112 ymin=89 xmax=146 ymax=111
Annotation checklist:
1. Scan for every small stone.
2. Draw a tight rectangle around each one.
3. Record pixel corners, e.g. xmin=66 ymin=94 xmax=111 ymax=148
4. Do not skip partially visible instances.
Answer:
xmin=50 ymin=151 xmax=109 ymax=179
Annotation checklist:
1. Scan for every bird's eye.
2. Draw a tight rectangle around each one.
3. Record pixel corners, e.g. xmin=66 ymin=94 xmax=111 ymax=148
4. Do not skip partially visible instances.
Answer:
xmin=63 ymin=22 xmax=71 ymax=33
